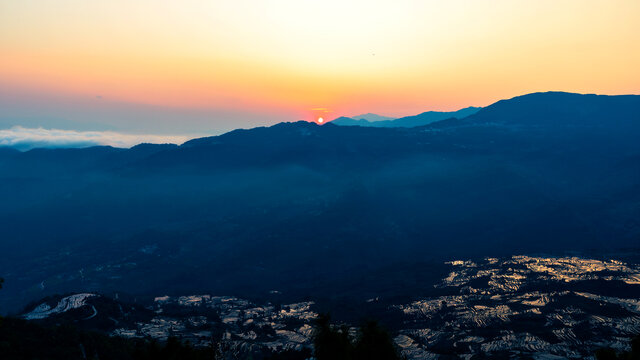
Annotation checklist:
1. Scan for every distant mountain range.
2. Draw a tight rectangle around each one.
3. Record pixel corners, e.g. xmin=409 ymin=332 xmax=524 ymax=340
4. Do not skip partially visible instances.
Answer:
xmin=332 ymin=106 xmax=481 ymax=127
xmin=350 ymin=113 xmax=397 ymax=122
xmin=1 ymin=91 xmax=639 ymax=315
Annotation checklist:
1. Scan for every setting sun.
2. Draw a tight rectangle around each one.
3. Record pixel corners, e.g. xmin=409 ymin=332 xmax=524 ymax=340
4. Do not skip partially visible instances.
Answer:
xmin=2 ymin=0 xmax=638 ymax=134
xmin=317 ymin=117 xmax=324 ymax=124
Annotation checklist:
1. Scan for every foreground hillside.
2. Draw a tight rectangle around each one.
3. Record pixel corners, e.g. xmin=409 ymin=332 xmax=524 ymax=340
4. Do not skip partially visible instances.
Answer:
xmin=0 ymin=92 xmax=639 ymax=314
xmin=9 ymin=254 xmax=640 ymax=359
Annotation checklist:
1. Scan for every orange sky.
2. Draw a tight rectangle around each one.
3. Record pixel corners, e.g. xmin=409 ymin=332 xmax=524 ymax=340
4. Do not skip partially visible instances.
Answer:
xmin=1 ymin=0 xmax=639 ymax=133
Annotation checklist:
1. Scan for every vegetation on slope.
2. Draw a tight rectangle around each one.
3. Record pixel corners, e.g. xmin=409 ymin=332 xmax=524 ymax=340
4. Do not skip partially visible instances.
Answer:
xmin=595 ymin=335 xmax=640 ymax=360
xmin=313 ymin=314 xmax=402 ymax=360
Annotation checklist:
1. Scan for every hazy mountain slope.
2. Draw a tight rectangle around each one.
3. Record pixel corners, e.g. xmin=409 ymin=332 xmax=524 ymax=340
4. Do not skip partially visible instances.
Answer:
xmin=352 ymin=113 xmax=396 ymax=121
xmin=386 ymin=106 xmax=481 ymax=127
xmin=330 ymin=116 xmax=368 ymax=126
xmin=452 ymin=91 xmax=640 ymax=127
xmin=0 ymin=92 xmax=639 ymax=314
xmin=332 ymin=107 xmax=480 ymax=127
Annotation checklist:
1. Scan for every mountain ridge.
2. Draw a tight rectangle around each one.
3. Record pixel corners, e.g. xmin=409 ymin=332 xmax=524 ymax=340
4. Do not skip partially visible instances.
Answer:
xmin=351 ymin=113 xmax=396 ymax=122
xmin=332 ymin=106 xmax=481 ymax=127
xmin=1 ymin=91 xmax=640 ymax=314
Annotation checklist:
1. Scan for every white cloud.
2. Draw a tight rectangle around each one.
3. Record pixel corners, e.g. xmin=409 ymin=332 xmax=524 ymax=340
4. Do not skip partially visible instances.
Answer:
xmin=0 ymin=126 xmax=193 ymax=151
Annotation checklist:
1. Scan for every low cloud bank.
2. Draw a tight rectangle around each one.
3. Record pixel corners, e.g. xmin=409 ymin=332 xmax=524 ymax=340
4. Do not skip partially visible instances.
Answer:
xmin=0 ymin=126 xmax=192 ymax=151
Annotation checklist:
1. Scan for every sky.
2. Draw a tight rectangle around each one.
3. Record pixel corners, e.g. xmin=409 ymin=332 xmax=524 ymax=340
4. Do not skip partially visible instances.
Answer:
xmin=1 ymin=0 xmax=639 ymax=147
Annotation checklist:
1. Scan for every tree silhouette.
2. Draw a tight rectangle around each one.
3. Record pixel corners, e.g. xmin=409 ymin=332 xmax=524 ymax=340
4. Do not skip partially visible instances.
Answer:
xmin=353 ymin=320 xmax=402 ymax=360
xmin=596 ymin=348 xmax=619 ymax=360
xmin=313 ymin=314 xmax=402 ymax=360
xmin=0 ymin=277 xmax=3 ymax=323
xmin=595 ymin=335 xmax=640 ymax=360
xmin=313 ymin=314 xmax=353 ymax=360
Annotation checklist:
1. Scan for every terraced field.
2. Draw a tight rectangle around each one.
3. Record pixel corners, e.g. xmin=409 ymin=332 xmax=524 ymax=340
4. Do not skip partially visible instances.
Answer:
xmin=21 ymin=255 xmax=640 ymax=359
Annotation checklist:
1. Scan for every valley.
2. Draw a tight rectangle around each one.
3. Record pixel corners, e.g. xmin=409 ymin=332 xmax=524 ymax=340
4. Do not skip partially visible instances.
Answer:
xmin=19 ymin=254 xmax=640 ymax=359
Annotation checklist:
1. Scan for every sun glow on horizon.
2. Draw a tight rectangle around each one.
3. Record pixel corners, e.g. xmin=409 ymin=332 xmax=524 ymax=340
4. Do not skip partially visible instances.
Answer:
xmin=1 ymin=0 xmax=639 ymax=132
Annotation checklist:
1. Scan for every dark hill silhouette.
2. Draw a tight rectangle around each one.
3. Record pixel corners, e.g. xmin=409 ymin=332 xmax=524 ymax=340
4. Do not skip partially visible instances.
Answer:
xmin=140 ymin=121 xmax=421 ymax=171
xmin=431 ymin=91 xmax=640 ymax=128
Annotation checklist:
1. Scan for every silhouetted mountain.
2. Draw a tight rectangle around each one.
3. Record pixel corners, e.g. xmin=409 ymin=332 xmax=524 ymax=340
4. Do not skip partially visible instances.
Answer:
xmin=332 ymin=107 xmax=480 ymax=127
xmin=388 ymin=106 xmax=481 ymax=127
xmin=352 ymin=113 xmax=396 ymax=122
xmin=1 ymin=92 xmax=639 ymax=316
xmin=438 ymin=91 xmax=639 ymax=127
xmin=329 ymin=116 xmax=364 ymax=126
xmin=144 ymin=121 xmax=420 ymax=171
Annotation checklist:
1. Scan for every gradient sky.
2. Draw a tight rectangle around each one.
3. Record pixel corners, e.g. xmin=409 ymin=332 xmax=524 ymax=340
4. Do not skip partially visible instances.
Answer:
xmin=1 ymin=0 xmax=639 ymax=136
